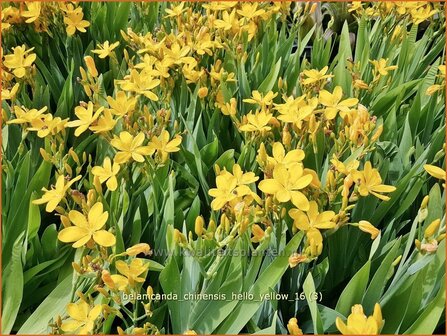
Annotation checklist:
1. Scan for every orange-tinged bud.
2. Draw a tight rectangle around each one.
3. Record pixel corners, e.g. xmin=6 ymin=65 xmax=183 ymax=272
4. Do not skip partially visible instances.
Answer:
xmin=102 ymin=270 xmax=115 ymax=289
xmin=251 ymin=224 xmax=265 ymax=243
xmin=84 ymin=56 xmax=98 ymax=77
xmin=198 ymin=87 xmax=208 ymax=98
xmin=288 ymin=253 xmax=308 ymax=268
xmin=358 ymin=220 xmax=380 ymax=239
xmin=287 ymin=317 xmax=303 ymax=335
xmin=126 ymin=243 xmax=151 ymax=256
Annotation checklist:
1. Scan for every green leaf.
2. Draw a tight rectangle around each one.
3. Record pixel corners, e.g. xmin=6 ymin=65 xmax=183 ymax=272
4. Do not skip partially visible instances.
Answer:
xmin=159 ymin=256 xmax=182 ymax=333
xmin=335 ymin=260 xmax=371 ymax=316
xmin=215 ymin=232 xmax=304 ymax=334
xmin=1 ymin=234 xmax=24 ymax=334
xmin=362 ymin=239 xmax=401 ymax=311
xmin=303 ymin=272 xmax=324 ymax=334
xmin=18 ymin=274 xmax=73 ymax=334
xmin=403 ymin=275 xmax=445 ymax=334
xmin=258 ymin=58 xmax=281 ymax=93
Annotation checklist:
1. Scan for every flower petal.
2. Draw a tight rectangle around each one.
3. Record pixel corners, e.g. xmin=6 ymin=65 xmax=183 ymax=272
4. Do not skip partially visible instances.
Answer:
xmin=93 ymin=230 xmax=116 ymax=247
xmin=58 ymin=227 xmax=89 ymax=243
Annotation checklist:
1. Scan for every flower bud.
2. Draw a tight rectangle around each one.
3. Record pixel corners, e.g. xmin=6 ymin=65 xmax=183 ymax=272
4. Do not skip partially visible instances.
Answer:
xmin=126 ymin=243 xmax=151 ymax=256
xmin=251 ymin=224 xmax=265 ymax=243
xmin=195 ymin=216 xmax=205 ymax=236
xmin=358 ymin=220 xmax=380 ymax=239
xmin=287 ymin=317 xmax=303 ymax=335
xmin=174 ymin=229 xmax=187 ymax=245
xmin=102 ymin=270 xmax=115 ymax=289
xmin=288 ymin=253 xmax=308 ymax=268
xmin=424 ymin=219 xmax=441 ymax=239
xmin=198 ymin=87 xmax=208 ymax=98
xmin=84 ymin=56 xmax=98 ymax=77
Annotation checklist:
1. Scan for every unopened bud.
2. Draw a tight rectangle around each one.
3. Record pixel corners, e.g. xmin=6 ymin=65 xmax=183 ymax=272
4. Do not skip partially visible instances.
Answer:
xmin=198 ymin=87 xmax=208 ymax=99
xmin=84 ymin=56 xmax=98 ymax=77
xmin=424 ymin=219 xmax=441 ymax=239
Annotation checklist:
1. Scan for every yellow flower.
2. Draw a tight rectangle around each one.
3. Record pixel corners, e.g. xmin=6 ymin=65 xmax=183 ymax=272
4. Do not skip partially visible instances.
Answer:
xmin=302 ymin=66 xmax=333 ymax=85
xmin=289 ymin=201 xmax=336 ymax=232
xmin=1 ymin=12 xmax=11 ymax=31
xmin=370 ymin=58 xmax=397 ymax=77
xmin=353 ymin=162 xmax=396 ymax=201
xmin=319 ymin=86 xmax=359 ymax=120
xmin=21 ymin=2 xmax=41 ymax=23
xmin=203 ymin=2 xmax=238 ymax=11
xmin=89 ymin=109 xmax=116 ymax=134
xmin=237 ymin=3 xmax=265 ymax=20
xmin=58 ymin=202 xmax=116 ymax=248
xmin=91 ymin=157 xmax=120 ymax=191
xmin=424 ymin=164 xmax=446 ymax=180
xmin=348 ymin=2 xmax=363 ymax=12
xmin=287 ymin=317 xmax=303 ymax=335
xmin=219 ymin=97 xmax=237 ymax=116
xmin=358 ymin=220 xmax=380 ymax=239
xmin=92 ymin=41 xmax=119 ymax=59
xmin=426 ymin=84 xmax=443 ymax=96
xmin=243 ymin=90 xmax=278 ymax=108
xmin=148 ymin=130 xmax=182 ymax=163
xmin=64 ymin=6 xmax=90 ymax=36
xmin=67 ymin=102 xmax=104 ymax=136
xmin=2 ymin=83 xmax=20 ymax=100
xmin=112 ymin=259 xmax=149 ymax=288
xmin=232 ymin=164 xmax=259 ymax=186
xmin=33 ymin=175 xmax=81 ymax=212
xmin=331 ymin=156 xmax=360 ymax=175
xmin=165 ymin=3 xmax=185 ymax=18
xmin=259 ymin=163 xmax=312 ymax=211
xmin=7 ymin=106 xmax=47 ymax=125
xmin=239 ymin=110 xmax=273 ymax=133
xmin=163 ymin=42 xmax=195 ymax=66
xmin=214 ymin=10 xmax=239 ymax=32
xmin=3 ymin=45 xmax=36 ymax=78
xmin=111 ymin=131 xmax=153 ymax=164
xmin=275 ymin=95 xmax=318 ymax=127
xmin=208 ymin=165 xmax=256 ymax=211
xmin=60 ymin=301 xmax=102 ymax=334
xmin=268 ymin=142 xmax=305 ymax=169
xmin=411 ymin=5 xmax=437 ymax=25
xmin=107 ymin=91 xmax=137 ymax=117
xmin=119 ymin=69 xmax=160 ymax=101
xmin=27 ymin=114 xmax=68 ymax=138
xmin=336 ymin=303 xmax=383 ymax=335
